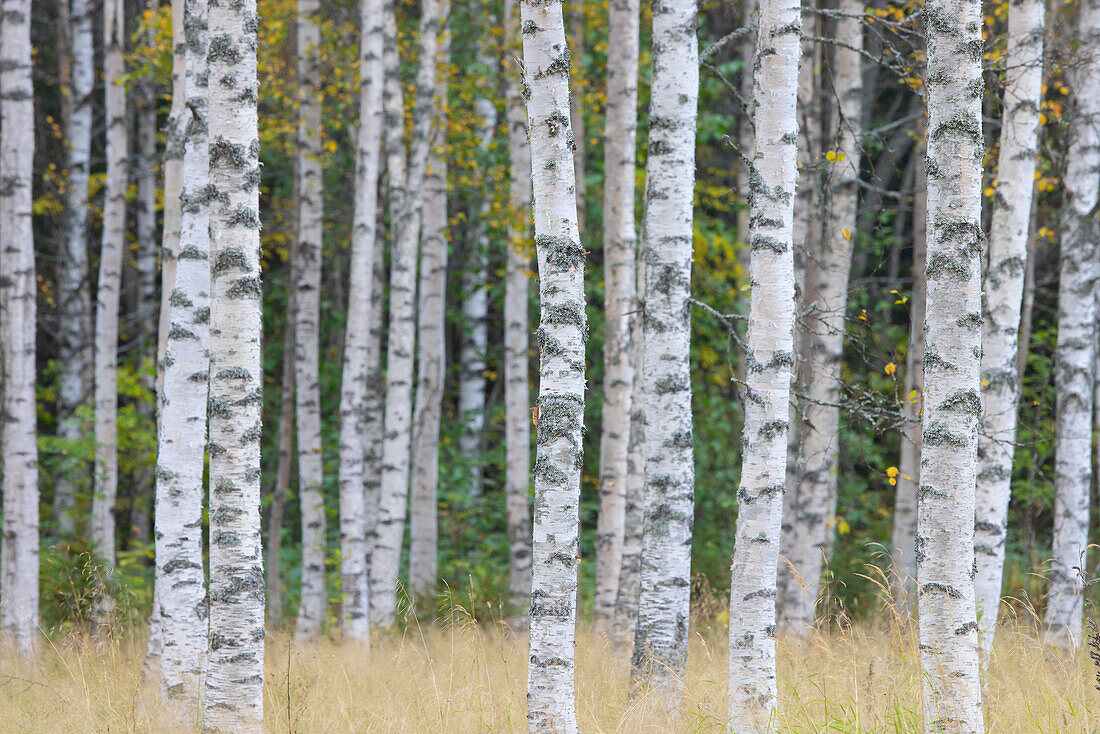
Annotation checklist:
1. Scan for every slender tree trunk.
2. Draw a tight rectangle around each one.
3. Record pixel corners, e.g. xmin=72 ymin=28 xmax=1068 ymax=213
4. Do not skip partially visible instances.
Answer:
xmin=504 ymin=0 xmax=533 ymax=620
xmin=154 ymin=0 xmax=209 ymax=710
xmin=777 ymin=12 xmax=821 ymax=617
xmin=459 ymin=39 xmax=494 ymax=501
xmin=779 ymin=0 xmax=863 ymax=632
xmin=727 ymin=0 xmax=799 ymax=724
xmin=917 ymin=0 xmax=986 ymax=724
xmin=92 ymin=0 xmax=129 ymax=631
xmin=268 ymin=299 xmax=294 ymax=630
xmin=55 ymin=0 xmax=96 ymax=532
xmin=338 ymin=0 xmax=385 ymax=644
xmin=1045 ymin=0 xmax=1100 ymax=652
xmin=157 ymin=0 xmax=187 ymax=407
xmin=0 ymin=0 xmax=40 ymax=660
xmin=371 ymin=0 xmax=440 ymax=627
xmin=629 ymin=0 xmax=697 ymax=711
xmin=973 ymin=0 xmax=1043 ymax=662
xmin=593 ymin=0 xmax=639 ymax=635
xmin=293 ymin=0 xmax=327 ymax=642
xmin=568 ymin=0 xmax=586 ymax=233
xmin=891 ymin=153 xmax=926 ymax=609
xmin=147 ymin=0 xmax=188 ymax=667
xmin=614 ymin=256 xmax=645 ymax=645
xmin=203 ymin=0 xmax=265 ymax=725
xmin=409 ymin=4 xmax=449 ymax=598
xmin=520 ymin=1 xmax=587 ymax=729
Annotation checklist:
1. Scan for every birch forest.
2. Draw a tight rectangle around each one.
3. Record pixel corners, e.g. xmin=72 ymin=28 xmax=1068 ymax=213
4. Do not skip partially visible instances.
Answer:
xmin=8 ymin=0 xmax=1100 ymax=731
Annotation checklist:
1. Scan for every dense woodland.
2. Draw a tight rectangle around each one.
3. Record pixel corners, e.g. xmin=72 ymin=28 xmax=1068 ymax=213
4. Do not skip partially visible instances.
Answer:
xmin=2 ymin=0 xmax=1100 ymax=730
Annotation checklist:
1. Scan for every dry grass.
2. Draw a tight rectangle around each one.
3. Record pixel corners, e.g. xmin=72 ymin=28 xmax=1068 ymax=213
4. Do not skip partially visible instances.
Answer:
xmin=2 ymin=613 xmax=1099 ymax=732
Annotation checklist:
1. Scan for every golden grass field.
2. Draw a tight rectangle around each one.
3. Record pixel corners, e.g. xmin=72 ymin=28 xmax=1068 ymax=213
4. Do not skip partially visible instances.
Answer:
xmin=2 ymin=606 xmax=1100 ymax=733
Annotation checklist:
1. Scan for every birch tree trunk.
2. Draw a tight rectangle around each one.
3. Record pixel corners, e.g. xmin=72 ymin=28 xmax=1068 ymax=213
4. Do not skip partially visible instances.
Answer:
xmin=520 ymin=1 xmax=586 ymax=729
xmin=55 ymin=0 xmax=96 ymax=531
xmin=917 ymin=0 xmax=986 ymax=724
xmin=409 ymin=4 xmax=449 ymax=597
xmin=1045 ymin=0 xmax=1100 ymax=652
xmin=154 ymin=0 xmax=209 ymax=709
xmin=629 ymin=0 xmax=697 ymax=711
xmin=147 ymin=5 xmax=188 ymax=664
xmin=268 ymin=305 xmax=294 ymax=629
xmin=568 ymin=0 xmax=586 ymax=232
xmin=593 ymin=0 xmax=639 ymax=635
xmin=0 ymin=0 xmax=40 ymax=659
xmin=727 ymin=0 xmax=799 ymax=723
xmin=338 ymin=0 xmax=385 ymax=643
xmin=504 ymin=0 xmax=533 ymax=620
xmin=364 ymin=205 xmax=386 ymax=597
xmin=973 ymin=0 xmax=1043 ymax=661
xmin=293 ymin=0 xmax=327 ymax=642
xmin=203 ymin=0 xmax=265 ymax=724
xmin=779 ymin=0 xmax=863 ymax=632
xmin=371 ymin=0 xmax=440 ymax=627
xmin=891 ymin=158 xmax=926 ymax=608
xmin=91 ymin=0 xmax=129 ymax=631
xmin=615 ymin=261 xmax=645 ymax=644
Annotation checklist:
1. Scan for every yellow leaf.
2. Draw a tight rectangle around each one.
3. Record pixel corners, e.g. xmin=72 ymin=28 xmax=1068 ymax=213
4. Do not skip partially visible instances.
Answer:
xmin=884 ymin=362 xmax=897 ymax=376
xmin=842 ymin=229 xmax=851 ymax=240
xmin=825 ymin=150 xmax=837 ymax=162
xmin=887 ymin=466 xmax=899 ymax=477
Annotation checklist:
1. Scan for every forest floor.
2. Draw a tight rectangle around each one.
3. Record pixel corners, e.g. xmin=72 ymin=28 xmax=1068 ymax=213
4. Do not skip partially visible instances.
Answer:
xmin=2 ymin=610 xmax=1099 ymax=732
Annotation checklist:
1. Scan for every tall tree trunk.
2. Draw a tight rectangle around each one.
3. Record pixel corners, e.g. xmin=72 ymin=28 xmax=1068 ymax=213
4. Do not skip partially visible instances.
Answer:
xmin=614 ymin=256 xmax=645 ymax=645
xmin=779 ymin=0 xmax=863 ymax=632
xmin=147 ymin=0 xmax=188 ymax=667
xmin=727 ymin=0 xmax=799 ymax=724
xmin=293 ymin=0 xmax=327 ymax=642
xmin=917 ymin=0 xmax=986 ymax=724
xmin=891 ymin=151 xmax=926 ymax=609
xmin=55 ymin=0 xmax=96 ymax=532
xmin=268 ymin=296 xmax=294 ymax=630
xmin=371 ymin=0 xmax=440 ymax=627
xmin=364 ymin=200 xmax=387 ymax=602
xmin=92 ymin=0 xmax=129 ymax=630
xmin=1045 ymin=0 xmax=1100 ymax=652
xmin=629 ymin=0 xmax=697 ymax=711
xmin=520 ymin=1 xmax=587 ymax=729
xmin=409 ymin=3 xmax=449 ymax=598
xmin=338 ymin=0 xmax=385 ymax=644
xmin=504 ymin=0 xmax=533 ymax=620
xmin=593 ymin=0 xmax=639 ymax=635
xmin=568 ymin=0 xmax=586 ymax=233
xmin=459 ymin=38 xmax=494 ymax=501
xmin=0 ymin=0 xmax=40 ymax=660
xmin=203 ymin=0 xmax=265 ymax=725
xmin=777 ymin=12 xmax=821 ymax=617
xmin=153 ymin=0 xmax=210 ymax=710
xmin=973 ymin=0 xmax=1043 ymax=662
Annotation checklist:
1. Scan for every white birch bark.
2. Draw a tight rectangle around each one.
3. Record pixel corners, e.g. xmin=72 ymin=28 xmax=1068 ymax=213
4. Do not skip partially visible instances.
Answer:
xmin=55 ymin=0 xmax=96 ymax=530
xmin=520 ymin=1 xmax=586 ymax=729
xmin=0 ymin=0 xmax=40 ymax=659
xmin=409 ymin=4 xmax=449 ymax=597
xmin=779 ymin=0 xmax=863 ymax=632
xmin=629 ymin=0 xmax=697 ymax=711
xmin=338 ymin=0 xmax=384 ymax=644
xmin=371 ymin=0 xmax=440 ymax=627
xmin=91 ymin=0 xmax=129 ymax=629
xmin=568 ymin=0 xmax=586 ymax=232
xmin=363 ymin=206 xmax=386 ymax=599
xmin=203 ymin=0 xmax=265 ymax=725
xmin=157 ymin=0 xmax=188 ymax=409
xmin=293 ymin=0 xmax=327 ymax=642
xmin=973 ymin=0 xmax=1043 ymax=661
xmin=917 ymin=0 xmax=986 ymax=724
xmin=504 ymin=0 xmax=533 ymax=619
xmin=1045 ymin=0 xmax=1100 ymax=652
xmin=154 ymin=0 xmax=210 ymax=709
xmin=727 ymin=0 xmax=799 ymax=723
xmin=148 ymin=4 xmax=189 ymax=665
xmin=593 ymin=0 xmax=639 ymax=635
xmin=891 ymin=160 xmax=925 ymax=608
xmin=614 ymin=259 xmax=645 ymax=644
